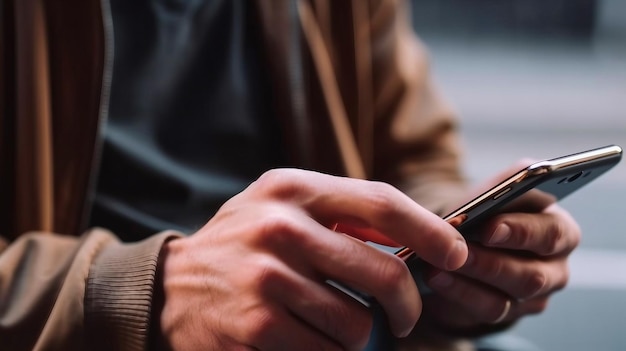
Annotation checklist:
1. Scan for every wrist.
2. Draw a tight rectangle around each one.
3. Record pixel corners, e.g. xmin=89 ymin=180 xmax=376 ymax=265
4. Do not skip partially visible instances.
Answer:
xmin=85 ymin=231 xmax=182 ymax=351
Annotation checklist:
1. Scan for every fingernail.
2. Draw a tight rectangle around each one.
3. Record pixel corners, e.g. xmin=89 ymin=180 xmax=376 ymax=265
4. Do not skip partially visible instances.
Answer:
xmin=397 ymin=325 xmax=414 ymax=338
xmin=446 ymin=238 xmax=468 ymax=270
xmin=429 ymin=272 xmax=454 ymax=288
xmin=489 ymin=224 xmax=511 ymax=245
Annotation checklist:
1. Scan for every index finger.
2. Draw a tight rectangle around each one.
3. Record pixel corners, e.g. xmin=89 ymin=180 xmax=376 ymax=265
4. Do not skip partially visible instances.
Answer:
xmin=250 ymin=169 xmax=468 ymax=271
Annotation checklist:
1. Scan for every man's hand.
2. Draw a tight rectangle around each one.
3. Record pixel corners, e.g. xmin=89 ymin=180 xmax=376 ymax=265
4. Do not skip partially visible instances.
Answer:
xmin=154 ymin=169 xmax=468 ymax=350
xmin=418 ymin=162 xmax=582 ymax=336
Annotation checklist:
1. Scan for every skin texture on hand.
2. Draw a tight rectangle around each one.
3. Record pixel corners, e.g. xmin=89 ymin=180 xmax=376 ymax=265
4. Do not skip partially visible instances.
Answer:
xmin=153 ymin=169 xmax=468 ymax=350
xmin=414 ymin=161 xmax=582 ymax=338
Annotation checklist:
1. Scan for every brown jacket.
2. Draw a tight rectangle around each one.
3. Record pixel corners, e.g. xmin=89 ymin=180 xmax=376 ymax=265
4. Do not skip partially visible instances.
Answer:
xmin=0 ymin=0 xmax=465 ymax=350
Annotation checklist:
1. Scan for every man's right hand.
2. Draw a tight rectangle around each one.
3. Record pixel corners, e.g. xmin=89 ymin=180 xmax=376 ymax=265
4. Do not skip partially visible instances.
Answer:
xmin=154 ymin=169 xmax=467 ymax=350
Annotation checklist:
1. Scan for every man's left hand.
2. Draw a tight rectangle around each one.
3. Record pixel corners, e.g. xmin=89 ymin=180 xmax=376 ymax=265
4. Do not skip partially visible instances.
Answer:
xmin=422 ymin=199 xmax=581 ymax=332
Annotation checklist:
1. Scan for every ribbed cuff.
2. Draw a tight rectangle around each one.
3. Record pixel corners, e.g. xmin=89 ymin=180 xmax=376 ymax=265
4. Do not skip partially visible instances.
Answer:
xmin=85 ymin=231 xmax=181 ymax=351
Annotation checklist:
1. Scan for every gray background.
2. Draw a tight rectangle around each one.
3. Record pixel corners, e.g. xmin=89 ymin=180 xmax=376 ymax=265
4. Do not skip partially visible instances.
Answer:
xmin=410 ymin=0 xmax=626 ymax=349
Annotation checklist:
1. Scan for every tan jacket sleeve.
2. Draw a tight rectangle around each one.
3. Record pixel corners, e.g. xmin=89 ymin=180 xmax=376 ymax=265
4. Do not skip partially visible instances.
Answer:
xmin=369 ymin=0 xmax=468 ymax=214
xmin=0 ymin=229 xmax=181 ymax=351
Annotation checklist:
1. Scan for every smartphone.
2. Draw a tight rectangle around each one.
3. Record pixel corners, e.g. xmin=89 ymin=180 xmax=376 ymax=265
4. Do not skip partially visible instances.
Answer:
xmin=395 ymin=144 xmax=623 ymax=265
xmin=332 ymin=145 xmax=622 ymax=306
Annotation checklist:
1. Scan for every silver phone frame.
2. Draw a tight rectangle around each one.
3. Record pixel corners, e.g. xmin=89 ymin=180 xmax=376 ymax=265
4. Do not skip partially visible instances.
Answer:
xmin=395 ymin=144 xmax=623 ymax=262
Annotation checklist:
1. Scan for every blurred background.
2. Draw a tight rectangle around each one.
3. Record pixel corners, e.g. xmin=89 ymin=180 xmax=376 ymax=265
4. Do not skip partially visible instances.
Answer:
xmin=409 ymin=0 xmax=626 ymax=349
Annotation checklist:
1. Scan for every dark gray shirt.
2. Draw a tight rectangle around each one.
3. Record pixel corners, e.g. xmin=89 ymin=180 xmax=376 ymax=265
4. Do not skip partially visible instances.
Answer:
xmin=89 ymin=0 xmax=286 ymax=240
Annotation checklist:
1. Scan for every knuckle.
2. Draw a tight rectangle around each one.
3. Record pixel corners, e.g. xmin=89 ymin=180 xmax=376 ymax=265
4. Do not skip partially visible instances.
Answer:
xmin=515 ymin=224 xmax=534 ymax=249
xmin=571 ymin=220 xmax=582 ymax=242
xmin=540 ymin=221 xmax=564 ymax=256
xmin=562 ymin=221 xmax=582 ymax=255
xmin=245 ymin=308 xmax=280 ymax=343
xmin=554 ymin=262 xmax=570 ymax=291
xmin=377 ymin=255 xmax=410 ymax=290
xmin=571 ymin=228 xmax=582 ymax=250
xmin=255 ymin=168 xmax=291 ymax=188
xmin=554 ymin=279 xmax=568 ymax=292
xmin=555 ymin=207 xmax=582 ymax=252
xmin=253 ymin=211 xmax=301 ymax=247
xmin=251 ymin=258 xmax=287 ymax=293
xmin=483 ymin=258 xmax=504 ymax=281
xmin=521 ymin=270 xmax=547 ymax=299
xmin=365 ymin=182 xmax=402 ymax=222
xmin=253 ymin=169 xmax=309 ymax=199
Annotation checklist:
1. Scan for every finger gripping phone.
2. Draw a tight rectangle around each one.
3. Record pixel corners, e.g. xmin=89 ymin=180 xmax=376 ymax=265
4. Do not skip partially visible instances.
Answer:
xmin=333 ymin=145 xmax=622 ymax=307
xmin=395 ymin=144 xmax=623 ymax=263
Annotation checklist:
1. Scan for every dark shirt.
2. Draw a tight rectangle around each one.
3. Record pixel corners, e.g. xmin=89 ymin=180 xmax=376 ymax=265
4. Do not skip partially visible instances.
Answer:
xmin=89 ymin=0 xmax=285 ymax=240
